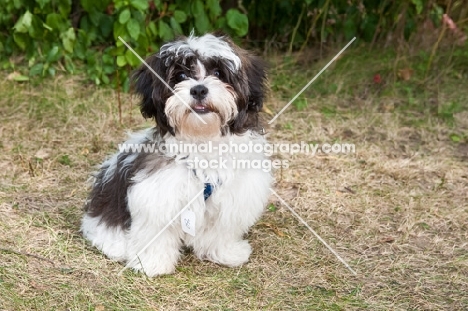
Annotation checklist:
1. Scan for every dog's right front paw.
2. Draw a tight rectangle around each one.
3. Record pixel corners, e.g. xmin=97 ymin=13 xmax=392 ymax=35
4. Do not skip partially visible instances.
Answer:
xmin=200 ymin=240 xmax=252 ymax=267
xmin=125 ymin=256 xmax=176 ymax=277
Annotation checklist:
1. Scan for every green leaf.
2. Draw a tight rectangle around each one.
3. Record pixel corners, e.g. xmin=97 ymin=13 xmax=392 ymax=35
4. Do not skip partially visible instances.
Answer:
xmin=170 ymin=17 xmax=183 ymax=35
xmin=206 ymin=0 xmax=222 ymax=20
xmin=119 ymin=9 xmax=131 ymax=24
xmin=125 ymin=49 xmax=140 ymax=67
xmin=103 ymin=64 xmax=115 ymax=74
xmin=80 ymin=0 xmax=108 ymax=12
xmin=191 ymin=0 xmax=211 ymax=33
xmin=13 ymin=11 xmax=33 ymax=33
xmin=102 ymin=52 xmax=114 ymax=65
xmin=101 ymin=74 xmax=110 ymax=84
xmin=136 ymin=34 xmax=149 ymax=50
xmin=100 ymin=15 xmax=113 ymax=38
xmin=89 ymin=10 xmax=103 ymax=26
xmin=73 ymin=31 xmax=87 ymax=59
xmin=116 ymin=55 xmax=127 ymax=67
xmin=113 ymin=22 xmax=127 ymax=41
xmin=12 ymin=74 xmax=30 ymax=81
xmin=46 ymin=13 xmax=66 ymax=31
xmin=58 ymin=0 xmax=71 ymax=17
xmin=86 ymin=50 xmax=97 ymax=66
xmin=173 ymin=10 xmax=187 ymax=23
xmin=192 ymin=0 xmax=204 ymax=16
xmin=215 ymin=16 xmax=227 ymax=30
xmin=37 ymin=0 xmax=50 ymax=9
xmin=80 ymin=0 xmax=94 ymax=12
xmin=148 ymin=21 xmax=157 ymax=36
xmin=27 ymin=14 xmax=44 ymax=39
xmin=29 ymin=63 xmax=44 ymax=77
xmin=130 ymin=0 xmax=149 ymax=10
xmin=48 ymin=67 xmax=56 ymax=77
xmin=126 ymin=19 xmax=140 ymax=40
xmin=110 ymin=45 xmax=126 ymax=56
xmin=122 ymin=75 xmax=130 ymax=92
xmin=194 ymin=11 xmax=210 ymax=33
xmin=61 ymin=28 xmax=76 ymax=53
xmin=226 ymin=9 xmax=248 ymax=36
xmin=158 ymin=20 xmax=173 ymax=42
xmin=13 ymin=33 xmax=28 ymax=50
xmin=411 ymin=0 xmax=423 ymax=14
xmin=64 ymin=55 xmax=75 ymax=73
xmin=46 ymin=46 xmax=61 ymax=63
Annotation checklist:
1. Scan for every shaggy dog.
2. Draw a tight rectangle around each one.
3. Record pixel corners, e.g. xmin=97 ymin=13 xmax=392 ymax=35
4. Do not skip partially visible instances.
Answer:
xmin=81 ymin=33 xmax=272 ymax=276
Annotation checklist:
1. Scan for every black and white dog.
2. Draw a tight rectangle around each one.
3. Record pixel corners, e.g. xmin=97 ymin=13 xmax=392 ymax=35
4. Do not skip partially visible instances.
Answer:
xmin=81 ymin=33 xmax=272 ymax=276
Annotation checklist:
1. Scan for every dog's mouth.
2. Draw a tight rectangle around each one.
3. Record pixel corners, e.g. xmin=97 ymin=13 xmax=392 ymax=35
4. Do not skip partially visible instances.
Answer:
xmin=191 ymin=104 xmax=213 ymax=114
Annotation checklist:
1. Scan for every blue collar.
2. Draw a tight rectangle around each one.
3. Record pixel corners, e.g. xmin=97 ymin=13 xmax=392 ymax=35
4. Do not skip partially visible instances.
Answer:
xmin=203 ymin=183 xmax=214 ymax=201
xmin=192 ymin=170 xmax=216 ymax=201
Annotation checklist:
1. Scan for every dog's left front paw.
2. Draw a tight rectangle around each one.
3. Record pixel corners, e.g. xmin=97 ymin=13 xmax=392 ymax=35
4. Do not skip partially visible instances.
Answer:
xmin=201 ymin=240 xmax=252 ymax=267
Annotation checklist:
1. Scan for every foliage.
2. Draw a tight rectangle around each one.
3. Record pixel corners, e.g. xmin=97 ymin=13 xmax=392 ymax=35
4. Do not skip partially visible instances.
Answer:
xmin=0 ymin=0 xmax=249 ymax=90
xmin=244 ymin=0 xmax=464 ymax=50
xmin=0 ymin=0 xmax=466 ymax=89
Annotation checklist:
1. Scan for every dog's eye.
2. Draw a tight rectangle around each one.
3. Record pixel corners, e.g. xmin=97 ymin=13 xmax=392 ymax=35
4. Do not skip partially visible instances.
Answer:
xmin=213 ymin=70 xmax=221 ymax=78
xmin=176 ymin=72 xmax=188 ymax=82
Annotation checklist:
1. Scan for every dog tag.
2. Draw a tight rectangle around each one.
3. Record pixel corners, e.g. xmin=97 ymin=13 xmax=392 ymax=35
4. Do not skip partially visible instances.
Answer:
xmin=181 ymin=209 xmax=196 ymax=236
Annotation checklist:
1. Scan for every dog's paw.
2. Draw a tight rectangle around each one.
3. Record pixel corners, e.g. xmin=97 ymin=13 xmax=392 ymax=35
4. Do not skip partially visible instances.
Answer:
xmin=126 ymin=257 xmax=176 ymax=277
xmin=203 ymin=240 xmax=252 ymax=267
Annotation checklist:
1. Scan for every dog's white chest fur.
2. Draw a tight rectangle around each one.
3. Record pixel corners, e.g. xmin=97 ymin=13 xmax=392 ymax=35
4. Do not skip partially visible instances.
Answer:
xmin=82 ymin=129 xmax=272 ymax=276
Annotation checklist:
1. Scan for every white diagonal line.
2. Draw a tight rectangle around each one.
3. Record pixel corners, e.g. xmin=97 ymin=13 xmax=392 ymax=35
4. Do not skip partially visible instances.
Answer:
xmin=118 ymin=36 xmax=207 ymax=125
xmin=269 ymin=188 xmax=357 ymax=275
xmin=268 ymin=37 xmax=356 ymax=124
xmin=117 ymin=188 xmax=204 ymax=276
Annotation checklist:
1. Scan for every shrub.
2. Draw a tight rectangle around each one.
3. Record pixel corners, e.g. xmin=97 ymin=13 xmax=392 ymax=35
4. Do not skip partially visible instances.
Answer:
xmin=1 ymin=0 xmax=249 ymax=89
xmin=1 ymin=0 xmax=464 ymax=88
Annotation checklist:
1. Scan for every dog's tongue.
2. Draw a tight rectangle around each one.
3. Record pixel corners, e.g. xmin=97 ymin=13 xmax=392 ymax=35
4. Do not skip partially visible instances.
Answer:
xmin=193 ymin=105 xmax=210 ymax=113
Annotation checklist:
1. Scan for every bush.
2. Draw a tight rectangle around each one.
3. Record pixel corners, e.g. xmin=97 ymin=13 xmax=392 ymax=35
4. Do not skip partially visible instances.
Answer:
xmin=1 ymin=0 xmax=249 ymax=90
xmin=244 ymin=0 xmax=456 ymax=51
xmin=1 ymin=0 xmax=464 ymax=88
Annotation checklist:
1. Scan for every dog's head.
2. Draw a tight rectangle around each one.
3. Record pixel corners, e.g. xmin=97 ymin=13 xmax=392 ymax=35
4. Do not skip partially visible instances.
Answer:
xmin=132 ymin=33 xmax=267 ymax=140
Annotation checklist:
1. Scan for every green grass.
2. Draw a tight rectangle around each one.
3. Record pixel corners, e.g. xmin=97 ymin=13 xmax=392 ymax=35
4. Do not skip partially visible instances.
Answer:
xmin=269 ymin=41 xmax=468 ymax=127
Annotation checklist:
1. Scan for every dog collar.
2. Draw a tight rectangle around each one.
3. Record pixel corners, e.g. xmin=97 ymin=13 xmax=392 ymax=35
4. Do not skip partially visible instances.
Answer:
xmin=203 ymin=183 xmax=213 ymax=201
xmin=192 ymin=169 xmax=216 ymax=201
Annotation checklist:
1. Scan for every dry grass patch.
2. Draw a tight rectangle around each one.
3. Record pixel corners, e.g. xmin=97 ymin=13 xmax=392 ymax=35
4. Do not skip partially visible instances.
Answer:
xmin=0 ymin=54 xmax=467 ymax=310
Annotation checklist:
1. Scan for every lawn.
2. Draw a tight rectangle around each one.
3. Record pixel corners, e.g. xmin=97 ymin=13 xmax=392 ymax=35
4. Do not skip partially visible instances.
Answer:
xmin=1 ymin=44 xmax=467 ymax=310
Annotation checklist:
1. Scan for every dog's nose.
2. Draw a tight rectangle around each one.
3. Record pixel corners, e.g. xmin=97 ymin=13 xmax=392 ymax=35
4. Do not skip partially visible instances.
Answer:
xmin=190 ymin=85 xmax=208 ymax=100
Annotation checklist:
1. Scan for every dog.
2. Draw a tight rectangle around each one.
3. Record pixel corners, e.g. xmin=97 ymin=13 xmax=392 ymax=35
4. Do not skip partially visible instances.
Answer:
xmin=81 ymin=33 xmax=272 ymax=277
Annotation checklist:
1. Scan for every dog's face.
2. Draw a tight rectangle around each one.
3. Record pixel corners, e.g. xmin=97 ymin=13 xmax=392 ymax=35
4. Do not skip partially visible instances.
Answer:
xmin=132 ymin=34 xmax=267 ymax=140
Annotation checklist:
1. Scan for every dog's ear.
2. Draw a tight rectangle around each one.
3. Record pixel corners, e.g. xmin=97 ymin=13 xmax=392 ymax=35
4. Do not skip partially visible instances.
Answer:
xmin=227 ymin=52 xmax=268 ymax=134
xmin=132 ymin=55 xmax=173 ymax=136
xmin=132 ymin=55 xmax=158 ymax=119
xmin=245 ymin=56 xmax=268 ymax=113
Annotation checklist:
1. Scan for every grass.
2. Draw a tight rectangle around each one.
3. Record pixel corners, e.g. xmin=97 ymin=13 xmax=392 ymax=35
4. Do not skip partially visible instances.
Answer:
xmin=1 ymin=42 xmax=467 ymax=310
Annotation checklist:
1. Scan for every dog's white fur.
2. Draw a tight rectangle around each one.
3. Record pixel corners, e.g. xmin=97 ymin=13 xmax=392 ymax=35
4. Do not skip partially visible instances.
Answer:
xmin=82 ymin=129 xmax=272 ymax=276
xmin=81 ymin=33 xmax=271 ymax=277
